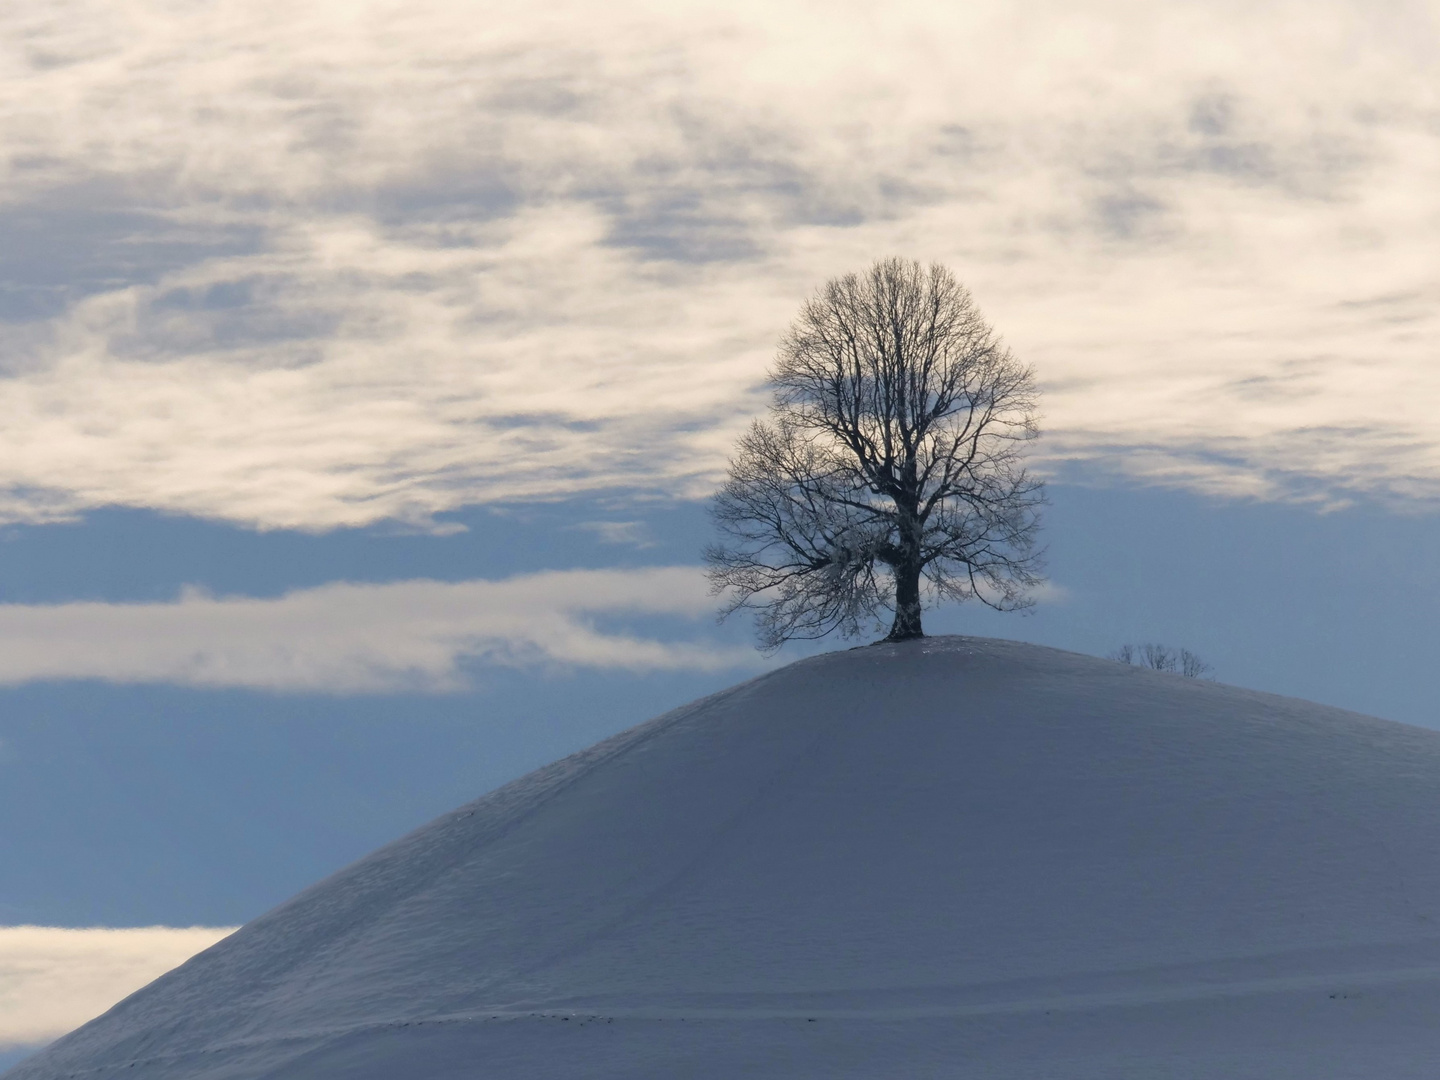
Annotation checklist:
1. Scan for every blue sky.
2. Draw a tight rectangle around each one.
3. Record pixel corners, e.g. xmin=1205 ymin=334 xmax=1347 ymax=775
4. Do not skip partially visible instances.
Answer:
xmin=1 ymin=0 xmax=1438 ymax=1059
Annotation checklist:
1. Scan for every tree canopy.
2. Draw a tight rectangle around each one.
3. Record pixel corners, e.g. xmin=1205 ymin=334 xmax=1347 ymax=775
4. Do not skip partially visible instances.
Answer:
xmin=706 ymin=258 xmax=1044 ymax=648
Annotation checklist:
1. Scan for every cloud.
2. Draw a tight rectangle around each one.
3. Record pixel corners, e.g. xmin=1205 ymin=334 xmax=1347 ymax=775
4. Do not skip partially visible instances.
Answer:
xmin=0 ymin=567 xmax=757 ymax=692
xmin=0 ymin=925 xmax=234 ymax=1049
xmin=0 ymin=0 xmax=1435 ymax=528
xmin=570 ymin=520 xmax=656 ymax=547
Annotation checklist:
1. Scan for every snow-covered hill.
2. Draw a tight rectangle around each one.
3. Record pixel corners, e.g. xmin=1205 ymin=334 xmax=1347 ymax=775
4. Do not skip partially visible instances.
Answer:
xmin=13 ymin=637 xmax=1440 ymax=1079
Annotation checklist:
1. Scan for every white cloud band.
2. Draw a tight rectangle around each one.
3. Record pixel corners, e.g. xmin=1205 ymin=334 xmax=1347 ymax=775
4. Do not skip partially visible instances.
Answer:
xmin=0 ymin=925 xmax=234 ymax=1050
xmin=0 ymin=568 xmax=754 ymax=692
xmin=0 ymin=1 xmax=1435 ymax=526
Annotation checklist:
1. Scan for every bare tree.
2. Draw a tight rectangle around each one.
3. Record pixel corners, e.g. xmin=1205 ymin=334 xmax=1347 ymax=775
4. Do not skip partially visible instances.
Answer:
xmin=1179 ymin=648 xmax=1214 ymax=679
xmin=706 ymin=258 xmax=1044 ymax=649
xmin=1141 ymin=643 xmax=1176 ymax=671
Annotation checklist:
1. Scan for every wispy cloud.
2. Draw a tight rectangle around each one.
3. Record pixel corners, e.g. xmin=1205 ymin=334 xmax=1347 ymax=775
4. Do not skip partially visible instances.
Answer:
xmin=570 ymin=520 xmax=656 ymax=547
xmin=0 ymin=925 xmax=234 ymax=1049
xmin=0 ymin=567 xmax=756 ymax=692
xmin=0 ymin=0 xmax=1435 ymax=528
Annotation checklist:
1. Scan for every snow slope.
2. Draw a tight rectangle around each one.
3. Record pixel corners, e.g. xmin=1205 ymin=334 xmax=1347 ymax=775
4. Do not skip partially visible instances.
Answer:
xmin=12 ymin=637 xmax=1440 ymax=1079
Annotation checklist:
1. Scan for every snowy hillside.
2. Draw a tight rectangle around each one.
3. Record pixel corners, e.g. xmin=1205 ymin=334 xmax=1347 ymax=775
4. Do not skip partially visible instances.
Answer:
xmin=12 ymin=637 xmax=1440 ymax=1079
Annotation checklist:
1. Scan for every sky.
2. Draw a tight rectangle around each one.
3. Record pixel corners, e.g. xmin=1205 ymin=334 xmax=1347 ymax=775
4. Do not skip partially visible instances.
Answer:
xmin=1 ymin=0 xmax=1438 ymax=1065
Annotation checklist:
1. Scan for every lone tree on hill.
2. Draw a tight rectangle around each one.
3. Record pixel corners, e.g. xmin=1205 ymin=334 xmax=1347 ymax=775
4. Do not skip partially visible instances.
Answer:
xmin=706 ymin=257 xmax=1044 ymax=649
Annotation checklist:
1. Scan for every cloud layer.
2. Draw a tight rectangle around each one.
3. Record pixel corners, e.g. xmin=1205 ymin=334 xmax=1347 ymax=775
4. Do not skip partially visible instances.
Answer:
xmin=0 ymin=0 xmax=1436 ymax=527
xmin=0 ymin=925 xmax=234 ymax=1049
xmin=0 ymin=567 xmax=754 ymax=692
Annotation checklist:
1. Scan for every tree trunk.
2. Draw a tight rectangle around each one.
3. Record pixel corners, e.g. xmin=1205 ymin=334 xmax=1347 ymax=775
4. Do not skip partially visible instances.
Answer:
xmin=887 ymin=561 xmax=924 ymax=641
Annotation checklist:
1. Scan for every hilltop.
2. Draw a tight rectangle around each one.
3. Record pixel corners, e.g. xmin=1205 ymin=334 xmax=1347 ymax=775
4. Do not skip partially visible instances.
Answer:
xmin=12 ymin=637 xmax=1440 ymax=1079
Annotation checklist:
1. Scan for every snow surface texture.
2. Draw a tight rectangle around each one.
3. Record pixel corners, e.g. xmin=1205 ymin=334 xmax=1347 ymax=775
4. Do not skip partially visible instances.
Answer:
xmin=13 ymin=637 xmax=1440 ymax=1079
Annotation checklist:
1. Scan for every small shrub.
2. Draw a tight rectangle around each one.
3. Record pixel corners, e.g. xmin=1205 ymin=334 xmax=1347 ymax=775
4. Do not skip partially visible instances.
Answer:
xmin=1110 ymin=642 xmax=1213 ymax=679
